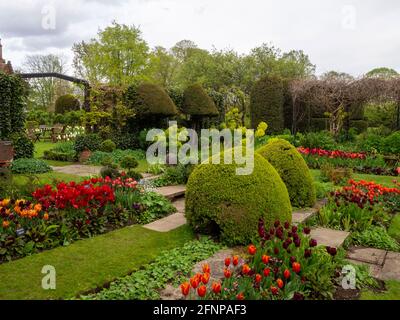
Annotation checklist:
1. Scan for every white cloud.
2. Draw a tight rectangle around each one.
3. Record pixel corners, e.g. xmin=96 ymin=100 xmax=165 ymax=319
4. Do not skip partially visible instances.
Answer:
xmin=0 ymin=0 xmax=399 ymax=75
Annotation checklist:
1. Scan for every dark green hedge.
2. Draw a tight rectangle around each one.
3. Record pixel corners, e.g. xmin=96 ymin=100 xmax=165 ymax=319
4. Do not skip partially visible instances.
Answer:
xmin=55 ymin=94 xmax=81 ymax=114
xmin=250 ymin=75 xmax=285 ymax=133
xmin=124 ymin=83 xmax=178 ymax=116
xmin=0 ymin=73 xmax=27 ymax=140
xmin=182 ymin=84 xmax=219 ymax=116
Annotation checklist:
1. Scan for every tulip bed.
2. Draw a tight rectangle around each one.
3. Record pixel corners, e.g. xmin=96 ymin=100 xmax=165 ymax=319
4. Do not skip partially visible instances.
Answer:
xmin=179 ymin=219 xmax=375 ymax=300
xmin=0 ymin=176 xmax=176 ymax=263
xmin=298 ymin=147 xmax=400 ymax=176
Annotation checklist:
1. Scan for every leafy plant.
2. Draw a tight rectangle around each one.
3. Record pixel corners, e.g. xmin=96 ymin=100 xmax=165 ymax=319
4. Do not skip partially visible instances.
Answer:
xmin=11 ymin=159 xmax=52 ymax=174
xmin=11 ymin=134 xmax=34 ymax=159
xmin=74 ymin=134 xmax=102 ymax=153
xmin=100 ymin=139 xmax=117 ymax=153
xmin=348 ymin=226 xmax=400 ymax=252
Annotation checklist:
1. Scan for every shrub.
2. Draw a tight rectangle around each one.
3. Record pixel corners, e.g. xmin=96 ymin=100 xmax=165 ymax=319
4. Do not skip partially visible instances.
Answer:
xmin=11 ymin=158 xmax=52 ymax=174
xmin=120 ymin=155 xmax=139 ymax=172
xmin=383 ymin=132 xmax=400 ymax=155
xmin=257 ymin=139 xmax=316 ymax=208
xmin=185 ymin=151 xmax=292 ymax=245
xmin=88 ymin=149 xmax=146 ymax=166
xmin=43 ymin=141 xmax=76 ymax=162
xmin=126 ymin=170 xmax=143 ymax=181
xmin=11 ymin=134 xmax=34 ymax=159
xmin=124 ymin=83 xmax=178 ymax=117
xmin=250 ymin=75 xmax=285 ymax=133
xmin=320 ymin=164 xmax=353 ymax=185
xmin=152 ymin=164 xmax=193 ymax=187
xmin=55 ymin=94 xmax=80 ymax=114
xmin=100 ymin=167 xmax=121 ymax=179
xmin=350 ymin=226 xmax=400 ymax=252
xmin=299 ymin=131 xmax=336 ymax=150
xmin=100 ymin=139 xmax=117 ymax=153
xmin=182 ymin=84 xmax=219 ymax=117
xmin=356 ymin=132 xmax=384 ymax=153
xmin=74 ymin=134 xmax=102 ymax=153
xmin=110 ymin=132 xmax=139 ymax=150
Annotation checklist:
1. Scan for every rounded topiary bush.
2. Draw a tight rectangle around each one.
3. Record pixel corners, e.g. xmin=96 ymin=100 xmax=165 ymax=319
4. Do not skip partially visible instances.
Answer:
xmin=257 ymin=139 xmax=316 ymax=208
xmin=182 ymin=84 xmax=219 ymax=117
xmin=185 ymin=152 xmax=292 ymax=245
xmin=100 ymin=139 xmax=117 ymax=153
xmin=55 ymin=94 xmax=80 ymax=114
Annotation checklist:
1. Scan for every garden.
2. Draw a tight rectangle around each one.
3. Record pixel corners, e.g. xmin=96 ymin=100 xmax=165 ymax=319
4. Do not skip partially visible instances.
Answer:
xmin=0 ymin=22 xmax=400 ymax=302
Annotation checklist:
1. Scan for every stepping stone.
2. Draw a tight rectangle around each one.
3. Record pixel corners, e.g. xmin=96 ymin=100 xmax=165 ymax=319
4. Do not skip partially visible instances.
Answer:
xmin=310 ymin=227 xmax=350 ymax=248
xmin=292 ymin=199 xmax=327 ymax=225
xmin=51 ymin=165 xmax=101 ymax=177
xmin=380 ymin=252 xmax=400 ymax=281
xmin=346 ymin=247 xmax=387 ymax=266
xmin=172 ymin=198 xmax=185 ymax=213
xmin=346 ymin=259 xmax=383 ymax=279
xmin=155 ymin=185 xmax=186 ymax=200
xmin=144 ymin=212 xmax=187 ymax=232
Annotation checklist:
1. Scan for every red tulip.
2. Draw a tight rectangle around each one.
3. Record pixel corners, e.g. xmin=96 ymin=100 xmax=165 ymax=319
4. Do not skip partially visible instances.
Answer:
xmin=190 ymin=277 xmax=200 ymax=289
xmin=197 ymin=285 xmax=207 ymax=298
xmin=232 ymin=255 xmax=239 ymax=266
xmin=242 ymin=264 xmax=251 ymax=275
xmin=225 ymin=257 xmax=231 ymax=267
xmin=284 ymin=269 xmax=291 ymax=279
xmin=201 ymin=273 xmax=210 ymax=285
xmin=180 ymin=282 xmax=190 ymax=296
xmin=262 ymin=255 xmax=270 ymax=264
xmin=270 ymin=286 xmax=279 ymax=295
xmin=263 ymin=268 xmax=271 ymax=277
xmin=212 ymin=282 xmax=221 ymax=294
xmin=236 ymin=293 xmax=245 ymax=300
xmin=202 ymin=263 xmax=211 ymax=274
xmin=292 ymin=262 xmax=301 ymax=274
xmin=224 ymin=268 xmax=232 ymax=279
xmin=248 ymin=244 xmax=257 ymax=255
xmin=255 ymin=274 xmax=262 ymax=283
xmin=277 ymin=278 xmax=284 ymax=289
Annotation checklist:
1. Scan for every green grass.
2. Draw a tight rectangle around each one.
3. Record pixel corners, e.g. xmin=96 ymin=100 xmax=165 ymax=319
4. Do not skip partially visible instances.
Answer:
xmin=0 ymin=225 xmax=193 ymax=300
xmin=360 ymin=280 xmax=400 ymax=300
xmin=13 ymin=172 xmax=80 ymax=187
xmin=388 ymin=214 xmax=400 ymax=242
xmin=34 ymin=142 xmax=74 ymax=167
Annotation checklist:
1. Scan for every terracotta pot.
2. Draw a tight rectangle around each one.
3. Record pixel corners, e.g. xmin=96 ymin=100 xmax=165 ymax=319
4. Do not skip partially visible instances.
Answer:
xmin=79 ymin=150 xmax=92 ymax=163
xmin=0 ymin=141 xmax=14 ymax=167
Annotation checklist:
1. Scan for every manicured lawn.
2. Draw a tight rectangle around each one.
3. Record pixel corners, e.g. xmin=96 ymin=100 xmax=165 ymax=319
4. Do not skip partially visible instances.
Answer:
xmin=13 ymin=172 xmax=80 ymax=187
xmin=310 ymin=169 xmax=398 ymax=188
xmin=360 ymin=280 xmax=400 ymax=300
xmin=34 ymin=142 xmax=74 ymax=167
xmin=0 ymin=225 xmax=193 ymax=300
xmin=389 ymin=215 xmax=400 ymax=242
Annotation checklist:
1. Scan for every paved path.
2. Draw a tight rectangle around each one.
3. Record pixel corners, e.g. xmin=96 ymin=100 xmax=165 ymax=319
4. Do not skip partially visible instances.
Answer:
xmin=52 ymin=165 xmax=101 ymax=177
xmin=346 ymin=247 xmax=400 ymax=281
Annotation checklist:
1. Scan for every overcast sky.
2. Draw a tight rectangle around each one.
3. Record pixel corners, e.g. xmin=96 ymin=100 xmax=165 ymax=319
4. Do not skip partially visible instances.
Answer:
xmin=0 ymin=0 xmax=399 ymax=76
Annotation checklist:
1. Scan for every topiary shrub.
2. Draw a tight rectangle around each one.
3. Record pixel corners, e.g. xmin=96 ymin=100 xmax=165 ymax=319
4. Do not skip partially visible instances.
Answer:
xmin=185 ymin=151 xmax=292 ymax=245
xmin=257 ymin=139 xmax=316 ymax=208
xmin=182 ymin=84 xmax=219 ymax=130
xmin=55 ymin=94 xmax=81 ymax=114
xmin=11 ymin=134 xmax=34 ymax=159
xmin=120 ymin=155 xmax=139 ymax=172
xmin=383 ymin=131 xmax=400 ymax=155
xmin=250 ymin=75 xmax=285 ymax=133
xmin=100 ymin=139 xmax=117 ymax=153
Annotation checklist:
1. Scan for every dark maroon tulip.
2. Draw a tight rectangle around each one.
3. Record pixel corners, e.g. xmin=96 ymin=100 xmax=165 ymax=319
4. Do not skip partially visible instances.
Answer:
xmin=304 ymin=249 xmax=312 ymax=259
xmin=303 ymin=227 xmax=311 ymax=235
xmin=292 ymin=226 xmax=298 ymax=233
xmin=274 ymin=247 xmax=279 ymax=255
xmin=294 ymin=239 xmax=301 ymax=248
xmin=309 ymin=239 xmax=318 ymax=247
xmin=293 ymin=292 xmax=305 ymax=300
xmin=274 ymin=220 xmax=281 ymax=228
xmin=284 ymin=222 xmax=290 ymax=229
xmin=290 ymin=256 xmax=296 ymax=264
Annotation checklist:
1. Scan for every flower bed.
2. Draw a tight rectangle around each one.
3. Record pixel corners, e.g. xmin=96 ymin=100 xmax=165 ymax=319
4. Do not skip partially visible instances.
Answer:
xmin=179 ymin=219 xmax=369 ymax=300
xmin=0 ymin=176 xmax=176 ymax=263
xmin=298 ymin=147 xmax=400 ymax=176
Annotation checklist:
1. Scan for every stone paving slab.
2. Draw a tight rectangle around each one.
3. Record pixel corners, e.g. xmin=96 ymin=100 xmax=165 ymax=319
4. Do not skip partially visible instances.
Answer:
xmin=347 ymin=247 xmax=387 ymax=265
xmin=310 ymin=227 xmax=350 ymax=248
xmin=173 ymin=198 xmax=185 ymax=213
xmin=143 ymin=212 xmax=187 ymax=232
xmin=154 ymin=185 xmax=186 ymax=200
xmin=380 ymin=252 xmax=400 ymax=281
xmin=52 ymin=165 xmax=101 ymax=177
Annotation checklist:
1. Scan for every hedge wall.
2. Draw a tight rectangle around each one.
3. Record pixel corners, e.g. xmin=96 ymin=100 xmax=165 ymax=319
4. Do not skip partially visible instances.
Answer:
xmin=55 ymin=94 xmax=81 ymax=114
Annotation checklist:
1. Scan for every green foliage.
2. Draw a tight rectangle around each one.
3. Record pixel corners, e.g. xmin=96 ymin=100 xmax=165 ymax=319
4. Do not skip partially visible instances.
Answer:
xmin=349 ymin=226 xmax=400 ymax=252
xmin=11 ymin=134 xmax=34 ymax=159
xmin=0 ymin=73 xmax=27 ymax=140
xmin=388 ymin=215 xmax=400 ymax=242
xmin=182 ymin=84 xmax=219 ymax=116
xmin=126 ymin=170 xmax=143 ymax=181
xmin=152 ymin=164 xmax=193 ymax=187
xmin=382 ymin=131 xmax=400 ymax=155
xmin=124 ymin=83 xmax=178 ymax=116
xmin=250 ymin=75 xmax=285 ymax=133
xmin=361 ymin=280 xmax=400 ymax=300
xmin=134 ymin=191 xmax=176 ymax=224
xmin=43 ymin=141 xmax=76 ymax=162
xmin=119 ymin=155 xmax=139 ymax=171
xmin=185 ymin=152 xmax=292 ymax=245
xmin=88 ymin=149 xmax=146 ymax=166
xmin=81 ymin=238 xmax=222 ymax=300
xmin=11 ymin=159 xmax=52 ymax=174
xmin=100 ymin=167 xmax=120 ymax=179
xmin=55 ymin=94 xmax=80 ymax=114
xmin=100 ymin=139 xmax=117 ymax=153
xmin=74 ymin=134 xmax=102 ymax=153
xmin=320 ymin=163 xmax=353 ymax=185
xmin=257 ymin=139 xmax=316 ymax=208
xmin=110 ymin=132 xmax=140 ymax=150
xmin=299 ymin=131 xmax=336 ymax=150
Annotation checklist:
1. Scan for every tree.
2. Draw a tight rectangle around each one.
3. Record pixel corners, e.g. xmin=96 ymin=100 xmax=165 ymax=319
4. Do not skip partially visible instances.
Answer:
xmin=72 ymin=21 xmax=151 ymax=86
xmin=23 ymin=54 xmax=69 ymax=111
xmin=149 ymin=46 xmax=179 ymax=88
xmin=366 ymin=67 xmax=398 ymax=78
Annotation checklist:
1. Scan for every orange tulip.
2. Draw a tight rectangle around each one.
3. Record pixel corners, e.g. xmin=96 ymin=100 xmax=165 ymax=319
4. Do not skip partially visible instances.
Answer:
xmin=262 ymin=255 xmax=270 ymax=264
xmin=43 ymin=213 xmax=49 ymax=221
xmin=201 ymin=273 xmax=210 ymax=285
xmin=180 ymin=282 xmax=190 ymax=296
xmin=277 ymin=278 xmax=284 ymax=289
xmin=202 ymin=263 xmax=211 ymax=274
xmin=232 ymin=255 xmax=239 ymax=266
xmin=255 ymin=274 xmax=262 ymax=283
xmin=292 ymin=262 xmax=301 ymax=274
xmin=2 ymin=220 xmax=10 ymax=228
xmin=242 ymin=264 xmax=251 ymax=275
xmin=190 ymin=277 xmax=200 ymax=289
xmin=224 ymin=268 xmax=232 ymax=279
xmin=236 ymin=293 xmax=245 ymax=300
